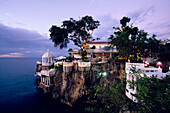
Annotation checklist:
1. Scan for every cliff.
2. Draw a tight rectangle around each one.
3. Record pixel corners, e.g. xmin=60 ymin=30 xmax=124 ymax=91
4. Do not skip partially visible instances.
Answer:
xmin=51 ymin=61 xmax=126 ymax=106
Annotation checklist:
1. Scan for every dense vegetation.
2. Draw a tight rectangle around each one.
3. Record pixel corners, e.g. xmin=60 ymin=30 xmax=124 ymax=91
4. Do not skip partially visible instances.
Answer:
xmin=108 ymin=17 xmax=161 ymax=62
xmin=85 ymin=67 xmax=170 ymax=113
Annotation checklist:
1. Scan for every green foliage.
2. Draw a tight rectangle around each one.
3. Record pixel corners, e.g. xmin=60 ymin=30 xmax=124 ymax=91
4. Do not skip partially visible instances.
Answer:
xmin=49 ymin=16 xmax=100 ymax=59
xmin=49 ymin=26 xmax=69 ymax=49
xmin=109 ymin=17 xmax=160 ymax=62
xmin=81 ymin=49 xmax=87 ymax=62
xmin=66 ymin=56 xmax=74 ymax=62
xmin=128 ymin=66 xmax=170 ymax=113
xmin=86 ymin=78 xmax=135 ymax=113
xmin=147 ymin=34 xmax=161 ymax=57
xmin=55 ymin=64 xmax=63 ymax=72
xmin=86 ymin=66 xmax=170 ymax=113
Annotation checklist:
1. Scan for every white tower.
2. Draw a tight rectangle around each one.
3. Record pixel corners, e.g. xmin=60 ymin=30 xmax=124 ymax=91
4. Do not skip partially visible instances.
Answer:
xmin=42 ymin=49 xmax=55 ymax=66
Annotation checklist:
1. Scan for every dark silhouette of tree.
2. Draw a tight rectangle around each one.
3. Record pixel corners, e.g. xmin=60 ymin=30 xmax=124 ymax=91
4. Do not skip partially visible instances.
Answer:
xmin=109 ymin=17 xmax=158 ymax=62
xmin=49 ymin=16 xmax=100 ymax=61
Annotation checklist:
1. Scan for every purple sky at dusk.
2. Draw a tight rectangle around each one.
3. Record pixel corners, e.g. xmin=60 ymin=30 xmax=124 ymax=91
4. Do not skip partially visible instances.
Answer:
xmin=0 ymin=0 xmax=170 ymax=57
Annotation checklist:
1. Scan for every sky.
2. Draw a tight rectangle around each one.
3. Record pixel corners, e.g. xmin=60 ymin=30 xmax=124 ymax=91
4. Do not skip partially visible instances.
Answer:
xmin=0 ymin=0 xmax=170 ymax=58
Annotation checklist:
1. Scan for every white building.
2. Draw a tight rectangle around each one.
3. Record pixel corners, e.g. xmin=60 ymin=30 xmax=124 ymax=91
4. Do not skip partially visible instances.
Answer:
xmin=125 ymin=62 xmax=167 ymax=103
xmin=35 ymin=49 xmax=56 ymax=88
xmin=42 ymin=49 xmax=55 ymax=66
xmin=69 ymin=42 xmax=117 ymax=61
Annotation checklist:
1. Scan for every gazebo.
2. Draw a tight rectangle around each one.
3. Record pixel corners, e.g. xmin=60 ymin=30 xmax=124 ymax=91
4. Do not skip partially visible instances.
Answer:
xmin=42 ymin=49 xmax=55 ymax=66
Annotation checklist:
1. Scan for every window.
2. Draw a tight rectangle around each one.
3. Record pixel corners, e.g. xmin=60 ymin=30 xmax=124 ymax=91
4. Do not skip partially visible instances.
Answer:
xmin=46 ymin=58 xmax=48 ymax=63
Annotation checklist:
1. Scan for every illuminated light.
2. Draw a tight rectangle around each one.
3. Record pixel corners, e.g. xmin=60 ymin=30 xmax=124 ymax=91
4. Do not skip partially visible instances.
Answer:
xmin=157 ymin=61 xmax=162 ymax=68
xmin=97 ymin=71 xmax=107 ymax=79
xmin=144 ymin=61 xmax=150 ymax=66
xmin=102 ymin=72 xmax=107 ymax=76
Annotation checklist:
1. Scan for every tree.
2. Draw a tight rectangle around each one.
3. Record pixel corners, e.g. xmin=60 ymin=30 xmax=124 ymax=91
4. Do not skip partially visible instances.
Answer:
xmin=86 ymin=67 xmax=170 ymax=113
xmin=85 ymin=77 xmax=136 ymax=113
xmin=108 ymin=17 xmax=157 ymax=62
xmin=49 ymin=16 xmax=100 ymax=61
xmin=68 ymin=48 xmax=73 ymax=55
xmin=147 ymin=34 xmax=161 ymax=58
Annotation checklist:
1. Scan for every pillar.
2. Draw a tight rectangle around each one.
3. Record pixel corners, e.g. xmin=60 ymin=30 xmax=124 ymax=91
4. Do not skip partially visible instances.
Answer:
xmin=110 ymin=53 xmax=112 ymax=58
xmin=102 ymin=53 xmax=104 ymax=61
xmin=41 ymin=76 xmax=43 ymax=83
xmin=49 ymin=77 xmax=51 ymax=86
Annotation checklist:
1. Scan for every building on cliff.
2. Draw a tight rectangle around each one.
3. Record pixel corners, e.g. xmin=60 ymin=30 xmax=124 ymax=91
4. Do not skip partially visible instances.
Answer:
xmin=35 ymin=49 xmax=56 ymax=89
xmin=125 ymin=62 xmax=168 ymax=103
xmin=68 ymin=42 xmax=117 ymax=61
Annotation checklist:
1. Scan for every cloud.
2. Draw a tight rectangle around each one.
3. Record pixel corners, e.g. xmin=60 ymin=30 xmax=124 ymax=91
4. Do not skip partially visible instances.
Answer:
xmin=15 ymin=22 xmax=26 ymax=26
xmin=156 ymin=32 xmax=170 ymax=39
xmin=5 ymin=13 xmax=11 ymax=16
xmin=0 ymin=54 xmax=21 ymax=58
xmin=0 ymin=23 xmax=69 ymax=57
xmin=10 ymin=52 xmax=22 ymax=55
xmin=94 ymin=15 xmax=119 ymax=40
xmin=0 ymin=52 xmax=23 ymax=58
xmin=128 ymin=6 xmax=155 ymax=24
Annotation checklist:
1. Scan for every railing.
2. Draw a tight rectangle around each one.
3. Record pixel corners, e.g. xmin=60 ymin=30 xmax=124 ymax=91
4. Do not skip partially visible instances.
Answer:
xmin=125 ymin=62 xmax=144 ymax=71
xmin=139 ymin=67 xmax=162 ymax=73
xmin=125 ymin=62 xmax=165 ymax=103
xmin=78 ymin=62 xmax=91 ymax=67
xmin=63 ymin=62 xmax=73 ymax=67
xmin=41 ymin=70 xmax=49 ymax=76
xmin=41 ymin=69 xmax=55 ymax=76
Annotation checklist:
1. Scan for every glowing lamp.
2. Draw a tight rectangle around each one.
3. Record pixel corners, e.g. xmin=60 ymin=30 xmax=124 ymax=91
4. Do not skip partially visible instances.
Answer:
xmin=102 ymin=72 xmax=107 ymax=77
xmin=157 ymin=61 xmax=162 ymax=68
xmin=144 ymin=61 xmax=150 ymax=66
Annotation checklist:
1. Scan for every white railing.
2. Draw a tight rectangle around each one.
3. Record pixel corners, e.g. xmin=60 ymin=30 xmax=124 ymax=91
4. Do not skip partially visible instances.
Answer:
xmin=63 ymin=62 xmax=73 ymax=67
xmin=125 ymin=62 xmax=144 ymax=71
xmin=41 ymin=70 xmax=49 ymax=76
xmin=125 ymin=62 xmax=165 ymax=103
xmin=41 ymin=69 xmax=55 ymax=76
xmin=78 ymin=62 xmax=91 ymax=67
xmin=139 ymin=67 xmax=162 ymax=73
xmin=42 ymin=62 xmax=53 ymax=66
xmin=125 ymin=62 xmax=162 ymax=74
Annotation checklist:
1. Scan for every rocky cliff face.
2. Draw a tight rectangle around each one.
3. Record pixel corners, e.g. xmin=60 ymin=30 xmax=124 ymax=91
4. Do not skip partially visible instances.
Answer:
xmin=51 ymin=61 xmax=126 ymax=106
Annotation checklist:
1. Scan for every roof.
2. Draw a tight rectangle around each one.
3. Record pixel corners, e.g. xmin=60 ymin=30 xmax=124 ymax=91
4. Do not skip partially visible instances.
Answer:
xmin=86 ymin=48 xmax=117 ymax=53
xmin=55 ymin=56 xmax=66 ymax=60
xmin=87 ymin=42 xmax=108 ymax=44
xmin=42 ymin=49 xmax=55 ymax=58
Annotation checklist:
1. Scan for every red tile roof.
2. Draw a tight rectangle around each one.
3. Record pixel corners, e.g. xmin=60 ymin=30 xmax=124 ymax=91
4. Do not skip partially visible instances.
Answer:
xmin=87 ymin=42 xmax=108 ymax=44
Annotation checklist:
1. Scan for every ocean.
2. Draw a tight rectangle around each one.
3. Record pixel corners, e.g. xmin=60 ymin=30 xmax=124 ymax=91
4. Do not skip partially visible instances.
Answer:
xmin=0 ymin=58 xmax=82 ymax=113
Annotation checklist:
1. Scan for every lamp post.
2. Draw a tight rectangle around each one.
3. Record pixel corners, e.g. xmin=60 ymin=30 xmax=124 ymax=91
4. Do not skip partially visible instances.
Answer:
xmin=144 ymin=61 xmax=150 ymax=67
xmin=157 ymin=61 xmax=162 ymax=68
xmin=97 ymin=71 xmax=107 ymax=79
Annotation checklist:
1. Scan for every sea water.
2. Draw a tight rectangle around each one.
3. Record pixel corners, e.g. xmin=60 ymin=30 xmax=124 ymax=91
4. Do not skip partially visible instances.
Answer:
xmin=0 ymin=58 xmax=81 ymax=113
